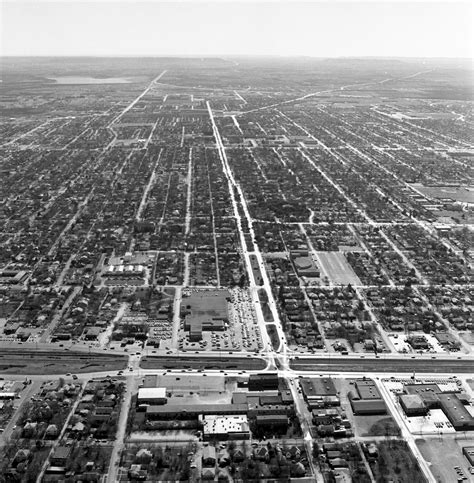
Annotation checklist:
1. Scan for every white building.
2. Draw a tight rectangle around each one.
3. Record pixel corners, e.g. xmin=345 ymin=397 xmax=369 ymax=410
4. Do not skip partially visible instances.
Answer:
xmin=137 ymin=387 xmax=167 ymax=405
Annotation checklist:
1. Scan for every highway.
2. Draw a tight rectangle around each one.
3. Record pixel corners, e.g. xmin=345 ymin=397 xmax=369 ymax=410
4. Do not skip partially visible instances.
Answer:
xmin=290 ymin=355 xmax=474 ymax=373
xmin=1 ymin=346 xmax=473 ymax=375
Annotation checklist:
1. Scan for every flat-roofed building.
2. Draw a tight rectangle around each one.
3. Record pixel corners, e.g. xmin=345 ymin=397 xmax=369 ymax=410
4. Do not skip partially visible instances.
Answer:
xmin=438 ymin=394 xmax=474 ymax=431
xmin=300 ymin=377 xmax=337 ymax=401
xmin=350 ymin=398 xmax=387 ymax=415
xmin=137 ymin=387 xmax=167 ymax=405
xmin=248 ymin=373 xmax=279 ymax=391
xmin=348 ymin=379 xmax=387 ymax=415
xmin=255 ymin=414 xmax=289 ymax=427
xmin=146 ymin=403 xmax=248 ymax=420
xmin=355 ymin=380 xmax=382 ymax=400
xmin=201 ymin=415 xmax=250 ymax=440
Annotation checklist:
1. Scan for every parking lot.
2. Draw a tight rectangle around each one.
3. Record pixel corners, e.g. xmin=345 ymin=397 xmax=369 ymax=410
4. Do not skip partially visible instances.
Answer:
xmin=178 ymin=288 xmax=263 ymax=352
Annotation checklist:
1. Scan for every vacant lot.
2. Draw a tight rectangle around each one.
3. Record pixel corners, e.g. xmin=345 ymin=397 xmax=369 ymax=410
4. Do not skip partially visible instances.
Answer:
xmin=317 ymin=252 xmax=361 ymax=285
xmin=417 ymin=437 xmax=474 ymax=483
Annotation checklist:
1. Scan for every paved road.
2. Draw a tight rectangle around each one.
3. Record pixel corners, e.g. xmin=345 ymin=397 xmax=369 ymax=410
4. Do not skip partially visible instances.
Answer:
xmin=107 ymin=375 xmax=137 ymax=483
xmin=0 ymin=380 xmax=41 ymax=448
xmin=40 ymin=286 xmax=82 ymax=342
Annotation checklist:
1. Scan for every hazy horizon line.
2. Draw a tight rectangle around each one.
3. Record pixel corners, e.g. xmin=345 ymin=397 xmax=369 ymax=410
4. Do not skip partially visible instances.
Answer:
xmin=1 ymin=54 xmax=472 ymax=60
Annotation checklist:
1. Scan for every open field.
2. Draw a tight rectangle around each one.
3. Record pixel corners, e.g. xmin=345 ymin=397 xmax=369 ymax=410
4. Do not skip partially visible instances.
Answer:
xmin=417 ymin=437 xmax=474 ymax=483
xmin=414 ymin=184 xmax=474 ymax=203
xmin=317 ymin=251 xmax=361 ymax=285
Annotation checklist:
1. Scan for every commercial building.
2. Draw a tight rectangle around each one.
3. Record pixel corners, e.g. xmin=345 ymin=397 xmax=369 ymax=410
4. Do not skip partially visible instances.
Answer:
xmin=348 ymin=379 xmax=387 ymax=415
xmin=438 ymin=394 xmax=474 ymax=431
xmin=300 ymin=377 xmax=339 ymax=407
xmin=399 ymin=394 xmax=429 ymax=417
xmin=255 ymin=414 xmax=289 ymax=427
xmin=145 ymin=403 xmax=248 ymax=420
xmin=0 ymin=269 xmax=29 ymax=286
xmin=200 ymin=415 xmax=250 ymax=440
xmin=291 ymin=251 xmax=320 ymax=278
xmin=182 ymin=290 xmax=230 ymax=341
xmin=355 ymin=380 xmax=382 ymax=400
xmin=350 ymin=399 xmax=388 ymax=415
xmin=248 ymin=373 xmax=279 ymax=391
xmin=137 ymin=387 xmax=167 ymax=405
xmin=400 ymin=383 xmax=474 ymax=431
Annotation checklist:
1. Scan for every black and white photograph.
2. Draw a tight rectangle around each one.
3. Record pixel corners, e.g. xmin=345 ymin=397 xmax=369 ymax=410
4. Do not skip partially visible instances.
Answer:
xmin=0 ymin=0 xmax=473 ymax=481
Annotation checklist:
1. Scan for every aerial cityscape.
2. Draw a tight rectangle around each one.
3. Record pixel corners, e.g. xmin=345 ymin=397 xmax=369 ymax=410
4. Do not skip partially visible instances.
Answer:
xmin=1 ymin=1 xmax=473 ymax=482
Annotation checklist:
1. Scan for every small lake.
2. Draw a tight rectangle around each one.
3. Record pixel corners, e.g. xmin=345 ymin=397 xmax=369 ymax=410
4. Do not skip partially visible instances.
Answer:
xmin=48 ymin=76 xmax=132 ymax=84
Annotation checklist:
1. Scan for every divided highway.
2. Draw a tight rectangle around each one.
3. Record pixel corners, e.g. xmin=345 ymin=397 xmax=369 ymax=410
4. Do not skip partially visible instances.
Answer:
xmin=290 ymin=356 xmax=474 ymax=373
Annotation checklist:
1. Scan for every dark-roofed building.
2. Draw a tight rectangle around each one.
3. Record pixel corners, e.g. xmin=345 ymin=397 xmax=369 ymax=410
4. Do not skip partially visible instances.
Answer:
xmin=404 ymin=383 xmax=441 ymax=408
xmin=438 ymin=394 xmax=474 ymax=431
xmin=399 ymin=394 xmax=429 ymax=417
xmin=350 ymin=398 xmax=387 ymax=415
xmin=463 ymin=446 xmax=474 ymax=465
xmin=249 ymin=373 xmax=279 ymax=391
xmin=300 ymin=377 xmax=337 ymax=400
xmin=146 ymin=403 xmax=248 ymax=420
xmin=348 ymin=379 xmax=387 ymax=415
xmin=355 ymin=380 xmax=382 ymax=400
xmin=260 ymin=395 xmax=283 ymax=405
xmin=255 ymin=414 xmax=289 ymax=427
xmin=401 ymin=384 xmax=474 ymax=431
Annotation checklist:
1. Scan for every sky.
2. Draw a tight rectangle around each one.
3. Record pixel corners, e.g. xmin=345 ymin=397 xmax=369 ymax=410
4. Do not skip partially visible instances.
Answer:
xmin=1 ymin=0 xmax=473 ymax=58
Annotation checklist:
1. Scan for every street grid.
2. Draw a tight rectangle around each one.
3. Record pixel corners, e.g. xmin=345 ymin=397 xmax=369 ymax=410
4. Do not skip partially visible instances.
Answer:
xmin=0 ymin=58 xmax=473 ymax=482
